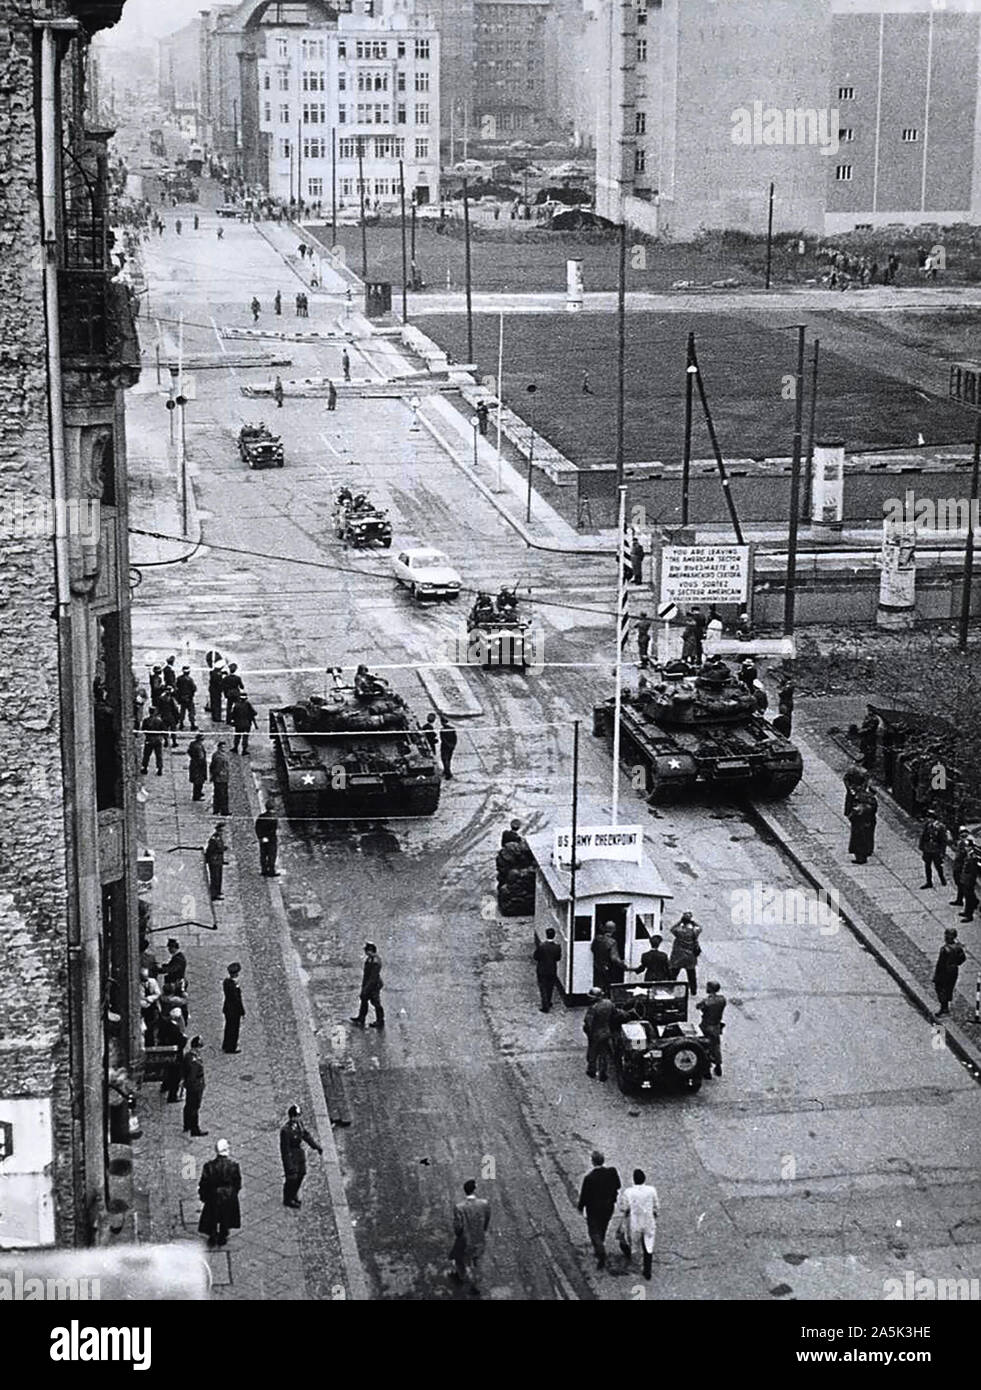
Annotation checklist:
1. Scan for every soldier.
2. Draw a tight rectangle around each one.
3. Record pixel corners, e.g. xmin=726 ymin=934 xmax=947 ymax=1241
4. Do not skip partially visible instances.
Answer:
xmin=950 ymin=829 xmax=974 ymax=907
xmin=222 ymin=962 xmax=245 ymax=1053
xmin=422 ymin=711 xmax=439 ymax=755
xmin=696 ymin=980 xmax=726 ymax=1077
xmin=681 ymin=619 xmax=702 ymax=666
xmin=843 ymin=763 xmax=870 ymax=818
xmin=273 ymin=375 xmax=284 ymax=409
xmin=255 ymin=804 xmax=280 ymax=876
xmin=181 ymin=1036 xmax=208 ymax=1137
xmin=349 ymin=941 xmax=384 ymax=1029
xmin=501 ymin=819 xmax=525 ymax=848
xmin=250 ymin=295 xmax=260 ymax=323
xmin=583 ymin=988 xmax=615 ymax=1081
xmin=222 ymin=662 xmax=244 ymax=723
xmin=848 ymin=788 xmax=878 ymax=865
xmin=187 ymin=732 xmax=208 ymax=801
xmin=933 ymin=928 xmax=966 ymax=1017
xmin=210 ymin=741 xmax=230 ymax=816
xmin=630 ymin=534 xmax=645 ymax=585
xmin=668 ymin=912 xmax=702 ymax=993
xmin=476 ymin=400 xmax=489 ymax=436
xmin=176 ymin=665 xmax=198 ymax=730
xmin=327 ymin=379 xmax=337 ymax=411
xmin=274 ymin=289 xmax=282 ymax=315
xmin=149 ymin=664 xmax=165 ymax=707
xmin=591 ymin=922 xmax=626 ymax=995
xmin=157 ymin=1006 xmax=187 ymax=1104
xmin=208 ymin=662 xmax=225 ymax=723
xmin=197 ymin=1139 xmax=242 ymax=1250
xmin=438 ymin=715 xmax=458 ymax=779
xmin=533 ymin=927 xmax=561 ymax=1012
xmin=959 ymin=844 xmax=979 ymax=923
xmin=231 ymin=690 xmax=258 ymax=754
xmin=204 ymin=823 xmax=228 ymax=901
xmin=918 ymin=811 xmax=949 ymax=889
xmin=157 ymin=685 xmax=181 ymax=748
xmin=342 ymin=348 xmax=351 ymax=382
xmin=140 ymin=709 xmax=166 ymax=776
xmin=635 ymin=611 xmax=651 ymax=669
xmin=279 ymin=1104 xmax=322 ymax=1208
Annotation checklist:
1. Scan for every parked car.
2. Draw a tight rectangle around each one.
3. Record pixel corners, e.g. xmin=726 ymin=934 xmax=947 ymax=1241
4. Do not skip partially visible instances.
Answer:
xmin=391 ymin=547 xmax=462 ymax=601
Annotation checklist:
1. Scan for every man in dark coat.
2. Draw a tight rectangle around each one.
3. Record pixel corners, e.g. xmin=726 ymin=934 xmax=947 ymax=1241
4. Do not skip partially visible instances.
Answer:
xmin=162 ymin=938 xmax=187 ymax=990
xmin=635 ymin=612 xmax=651 ymax=668
xmin=630 ymin=535 xmax=645 ymax=585
xmin=577 ymin=1150 xmax=621 ymax=1269
xmin=533 ymin=927 xmax=561 ymax=1012
xmin=280 ymin=1104 xmax=323 ymax=1207
xmin=198 ymin=1139 xmax=242 ymax=1248
xmin=636 ymin=933 xmax=670 ymax=982
xmin=163 ymin=655 xmax=178 ymax=691
xmin=149 ymin=665 xmax=165 ymax=708
xmin=222 ymin=962 xmax=245 ymax=1053
xmin=583 ymin=988 xmax=615 ymax=1081
xmin=157 ymin=686 xmax=181 ymax=748
xmin=157 ymin=1006 xmax=186 ymax=1102
xmin=843 ymin=763 xmax=870 ymax=817
xmin=231 ymin=691 xmax=258 ymax=754
xmin=350 ymin=941 xmax=384 ymax=1028
xmin=210 ymin=741 xmax=230 ymax=816
xmin=950 ymin=829 xmax=973 ymax=906
xmin=918 ymin=812 xmax=949 ymax=889
xmin=859 ymin=706 xmax=879 ymax=769
xmin=204 ymin=823 xmax=227 ymax=901
xmin=696 ymin=980 xmax=727 ymax=1077
xmin=501 ymin=819 xmax=525 ymax=848
xmin=140 ymin=709 xmax=166 ymax=775
xmin=222 ymin=663 xmax=244 ymax=723
xmin=187 ymin=733 xmax=207 ymax=801
xmin=591 ymin=922 xmax=626 ymax=994
xmin=208 ymin=664 xmax=225 ymax=723
xmin=933 ymin=928 xmax=966 ymax=1017
xmin=438 ymin=715 xmax=458 ymax=779
xmin=959 ymin=846 xmax=979 ymax=923
xmin=848 ymin=790 xmax=877 ymax=864
xmin=327 ymin=379 xmax=337 ymax=411
xmin=175 ymin=666 xmax=197 ymax=729
xmin=181 ymin=1036 xmax=208 ymax=1136
xmin=255 ymin=805 xmax=280 ymax=875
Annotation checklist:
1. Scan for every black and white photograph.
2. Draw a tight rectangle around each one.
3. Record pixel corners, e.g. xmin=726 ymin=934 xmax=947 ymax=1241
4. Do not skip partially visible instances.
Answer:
xmin=2 ymin=0 xmax=981 ymax=1353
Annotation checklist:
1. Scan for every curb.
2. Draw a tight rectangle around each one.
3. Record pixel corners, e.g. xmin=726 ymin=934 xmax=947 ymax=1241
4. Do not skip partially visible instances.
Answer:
xmin=239 ymin=768 xmax=371 ymax=1300
xmin=415 ymin=663 xmax=483 ymax=718
xmin=747 ymin=801 xmax=981 ymax=1080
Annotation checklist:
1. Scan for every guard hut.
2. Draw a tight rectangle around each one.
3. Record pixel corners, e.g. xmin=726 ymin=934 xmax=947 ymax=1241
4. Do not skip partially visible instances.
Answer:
xmin=528 ymin=826 xmax=673 ymax=1004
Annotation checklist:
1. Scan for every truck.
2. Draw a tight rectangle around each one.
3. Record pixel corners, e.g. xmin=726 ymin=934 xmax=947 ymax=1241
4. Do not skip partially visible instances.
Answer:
xmin=269 ymin=669 xmax=442 ymax=821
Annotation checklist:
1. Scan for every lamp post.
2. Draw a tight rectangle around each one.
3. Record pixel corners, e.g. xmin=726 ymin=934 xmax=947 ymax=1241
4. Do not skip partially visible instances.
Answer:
xmin=525 ymin=383 xmax=538 ymax=524
xmin=470 ymin=414 xmax=480 ymax=470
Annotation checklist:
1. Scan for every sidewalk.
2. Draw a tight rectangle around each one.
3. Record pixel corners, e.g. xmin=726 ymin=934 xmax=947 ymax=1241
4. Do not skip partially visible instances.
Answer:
xmin=753 ymin=695 xmax=981 ymax=1068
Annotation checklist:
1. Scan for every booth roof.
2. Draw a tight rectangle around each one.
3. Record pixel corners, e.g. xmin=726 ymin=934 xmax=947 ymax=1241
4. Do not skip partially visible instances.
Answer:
xmin=527 ymin=831 xmax=673 ymax=904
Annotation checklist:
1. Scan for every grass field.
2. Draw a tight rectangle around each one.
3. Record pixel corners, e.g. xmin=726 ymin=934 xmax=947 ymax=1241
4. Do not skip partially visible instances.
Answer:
xmin=414 ymin=311 xmax=977 ymax=464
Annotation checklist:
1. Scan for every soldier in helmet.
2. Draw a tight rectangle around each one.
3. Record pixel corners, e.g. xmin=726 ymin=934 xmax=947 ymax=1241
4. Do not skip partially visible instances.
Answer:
xmin=696 ymin=981 xmax=726 ymax=1077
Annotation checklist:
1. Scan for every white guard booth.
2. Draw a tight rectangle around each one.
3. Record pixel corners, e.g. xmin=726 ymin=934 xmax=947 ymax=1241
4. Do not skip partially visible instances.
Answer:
xmin=528 ymin=826 xmax=673 ymax=1005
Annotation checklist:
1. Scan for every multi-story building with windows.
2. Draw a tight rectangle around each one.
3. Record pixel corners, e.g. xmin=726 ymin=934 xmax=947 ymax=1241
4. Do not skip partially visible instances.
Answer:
xmin=472 ymin=0 xmax=553 ymax=141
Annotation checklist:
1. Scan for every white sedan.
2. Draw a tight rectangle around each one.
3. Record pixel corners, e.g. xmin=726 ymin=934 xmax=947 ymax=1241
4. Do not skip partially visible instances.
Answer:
xmin=391 ymin=547 xmax=462 ymax=602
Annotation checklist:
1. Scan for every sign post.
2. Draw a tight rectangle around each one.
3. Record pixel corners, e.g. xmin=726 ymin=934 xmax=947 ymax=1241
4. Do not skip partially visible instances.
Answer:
xmin=554 ymin=824 xmax=644 ymax=866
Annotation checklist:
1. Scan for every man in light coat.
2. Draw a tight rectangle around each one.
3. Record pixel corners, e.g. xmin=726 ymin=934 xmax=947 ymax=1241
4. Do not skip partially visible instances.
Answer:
xmin=616 ymin=1168 xmax=659 ymax=1280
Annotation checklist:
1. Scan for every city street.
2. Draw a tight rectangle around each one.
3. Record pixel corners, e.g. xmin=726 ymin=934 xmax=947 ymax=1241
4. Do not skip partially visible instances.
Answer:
xmin=129 ymin=180 xmax=981 ymax=1302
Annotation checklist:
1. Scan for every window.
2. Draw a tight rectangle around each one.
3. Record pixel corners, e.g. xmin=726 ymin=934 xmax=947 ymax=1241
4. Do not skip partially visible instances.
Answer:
xmin=338 ymin=72 xmax=346 ymax=91
xmin=340 ymin=177 xmax=354 ymax=197
xmin=415 ymin=71 xmax=429 ymax=92
xmin=302 ymin=38 xmax=325 ymax=60
xmin=279 ymin=138 xmax=291 ymax=159
xmin=375 ymin=73 xmax=388 ymax=91
xmin=276 ymin=37 xmax=288 ymax=61
xmin=634 ymin=147 xmax=646 ymax=173
xmin=263 ymin=101 xmax=272 ymax=123
xmin=338 ymin=104 xmax=346 ymax=124
xmin=302 ymin=70 xmax=326 ymax=92
xmin=338 ymin=137 xmax=357 ymax=159
xmin=302 ymin=103 xmax=326 ymax=125
xmin=373 ymin=136 xmax=405 ymax=159
xmin=397 ymin=103 xmax=406 ymax=124
xmin=415 ymin=39 xmax=430 ymax=60
xmin=338 ymin=41 xmax=346 ymax=59
xmin=303 ymin=137 xmax=325 ymax=159
xmin=397 ymin=71 xmax=405 ymax=92
xmin=637 ymin=0 xmax=647 ymax=22
xmin=374 ymin=178 xmax=390 ymax=197
xmin=279 ymin=103 xmax=290 ymax=123
xmin=356 ymin=40 xmax=388 ymax=59
xmin=902 ymin=127 xmax=919 ymax=142
xmin=415 ymin=137 xmax=429 ymax=160
xmin=840 ymin=127 xmax=854 ymax=142
xmin=415 ymin=103 xmax=430 ymax=125
xmin=307 ymin=177 xmax=323 ymax=198
xmin=263 ymin=72 xmax=270 ymax=90
xmin=836 ymin=164 xmax=852 ymax=181
xmin=279 ymin=71 xmax=289 ymax=91
xmin=635 ymin=111 xmax=646 ymax=135
xmin=838 ymin=86 xmax=854 ymax=100
xmin=397 ymin=40 xmax=406 ymax=58
xmin=636 ymin=38 xmax=647 ymax=61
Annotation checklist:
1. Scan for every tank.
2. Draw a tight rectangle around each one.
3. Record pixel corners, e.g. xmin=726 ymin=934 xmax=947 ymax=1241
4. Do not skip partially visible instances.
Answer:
xmin=270 ymin=670 xmax=441 ymax=820
xmin=593 ymin=657 xmax=803 ymax=801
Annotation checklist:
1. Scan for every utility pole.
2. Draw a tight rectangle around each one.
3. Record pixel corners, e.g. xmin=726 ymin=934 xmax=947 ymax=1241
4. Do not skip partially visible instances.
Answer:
xmin=297 ymin=118 xmax=302 ymax=216
xmin=783 ymin=325 xmax=807 ymax=635
xmin=525 ymin=383 xmax=538 ymax=523
xmin=615 ymin=220 xmax=627 ymax=489
xmin=357 ymin=138 xmax=368 ymax=281
xmin=958 ymin=413 xmax=981 ymax=652
xmin=399 ymin=158 xmax=408 ymax=323
xmin=682 ymin=331 xmax=695 ymax=526
xmin=569 ymin=717 xmax=580 ymax=964
xmin=690 ymin=339 xmax=745 ymax=544
xmin=462 ymin=177 xmax=473 ymax=367
xmin=802 ymin=337 xmax=820 ymax=522
xmin=411 ymin=201 xmax=417 ymax=265
xmin=765 ymin=181 xmax=775 ymax=289
xmin=331 ymin=125 xmax=337 ymax=245
xmin=611 ymin=484 xmax=628 ymax=825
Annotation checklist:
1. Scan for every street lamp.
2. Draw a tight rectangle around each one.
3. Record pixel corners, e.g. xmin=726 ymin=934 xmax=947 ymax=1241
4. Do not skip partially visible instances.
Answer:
xmin=470 ymin=414 xmax=480 ymax=470
xmin=525 ymin=383 xmax=538 ymax=524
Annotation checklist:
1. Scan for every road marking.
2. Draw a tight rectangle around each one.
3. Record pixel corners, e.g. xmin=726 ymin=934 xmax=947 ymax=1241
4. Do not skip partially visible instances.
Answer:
xmin=319 ymin=431 xmax=344 ymax=459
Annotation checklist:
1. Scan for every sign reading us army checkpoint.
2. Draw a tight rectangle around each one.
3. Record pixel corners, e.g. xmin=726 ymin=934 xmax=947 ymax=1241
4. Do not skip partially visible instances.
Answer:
xmin=554 ymin=825 xmax=644 ymax=866
xmin=659 ymin=544 xmax=752 ymax=607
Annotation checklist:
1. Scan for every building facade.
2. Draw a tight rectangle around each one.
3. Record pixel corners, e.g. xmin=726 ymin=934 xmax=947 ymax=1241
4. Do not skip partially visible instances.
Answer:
xmin=0 ymin=0 xmax=141 ymax=1249
xmin=472 ymin=0 xmax=553 ymax=141
xmin=596 ymin=0 xmax=981 ymax=241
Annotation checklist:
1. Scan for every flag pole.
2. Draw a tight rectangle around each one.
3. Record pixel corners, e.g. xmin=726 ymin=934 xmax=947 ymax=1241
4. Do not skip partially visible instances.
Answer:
xmin=611 ymin=483 xmax=628 ymax=825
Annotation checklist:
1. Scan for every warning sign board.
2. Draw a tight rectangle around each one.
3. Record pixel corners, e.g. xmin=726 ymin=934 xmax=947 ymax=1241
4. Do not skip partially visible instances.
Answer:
xmin=658 ymin=545 xmax=751 ymax=607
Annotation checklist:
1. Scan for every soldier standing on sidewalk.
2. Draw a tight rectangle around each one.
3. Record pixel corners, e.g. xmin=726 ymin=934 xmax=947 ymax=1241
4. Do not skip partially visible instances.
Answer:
xmin=176 ymin=666 xmax=198 ymax=730
xmin=342 ymin=348 xmax=351 ymax=382
xmin=187 ymin=732 xmax=208 ymax=801
xmin=919 ymin=812 xmax=949 ymax=889
xmin=140 ymin=709 xmax=166 ymax=775
xmin=181 ymin=1036 xmax=208 ymax=1137
xmin=274 ymin=289 xmax=282 ymax=315
xmin=210 ymin=741 xmax=230 ymax=816
xmin=636 ymin=612 xmax=651 ymax=669
xmin=223 ymin=663 xmax=244 ymax=723
xmin=231 ymin=691 xmax=258 ymax=754
xmin=533 ymin=927 xmax=561 ymax=1012
xmin=438 ymin=715 xmax=457 ymax=778
xmin=222 ymin=962 xmax=245 ymax=1053
xmin=280 ymin=1104 xmax=323 ymax=1208
xmin=933 ymin=928 xmax=966 ymax=1017
xmin=204 ymin=823 xmax=228 ymax=901
xmin=208 ymin=662 xmax=225 ymax=723
xmin=255 ymin=804 xmax=280 ymax=876
xmin=583 ymin=988 xmax=615 ymax=1081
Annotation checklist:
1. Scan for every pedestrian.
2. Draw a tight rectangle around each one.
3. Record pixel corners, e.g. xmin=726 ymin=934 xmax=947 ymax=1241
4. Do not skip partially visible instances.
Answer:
xmin=250 ymin=296 xmax=260 ymax=323
xmin=208 ymin=662 xmax=225 ymax=722
xmin=210 ymin=740 xmax=230 ymax=816
xmin=274 ymin=289 xmax=282 ymax=315
xmin=349 ymin=941 xmax=385 ymax=1029
xmin=959 ymin=844 xmax=979 ymax=922
xmin=438 ymin=715 xmax=457 ymax=779
xmin=217 ymin=225 xmax=224 ymax=240
xmin=476 ymin=400 xmax=489 ymax=436
xmin=630 ymin=534 xmax=645 ymax=585
xmin=222 ymin=962 xmax=245 ymax=1053
xmin=843 ymin=763 xmax=870 ymax=817
xmin=193 ymin=213 xmax=199 ymax=230
xmin=918 ymin=811 xmax=949 ymax=889
xmin=139 ymin=967 xmax=162 ymax=1046
xmin=636 ymin=932 xmax=670 ymax=982
xmin=223 ymin=662 xmax=244 ymax=723
xmin=295 ymin=292 xmax=303 ymax=316
xmin=140 ymin=709 xmax=166 ymax=775
xmin=301 ymin=292 xmax=309 ymax=318
xmin=668 ymin=911 xmax=702 ymax=993
xmin=157 ymin=1006 xmax=187 ymax=1103
xmin=326 ymin=379 xmax=337 ymax=411
xmin=635 ymin=611 xmax=651 ymax=668
xmin=298 ymin=241 xmax=307 ymax=260
xmin=591 ymin=922 xmax=626 ymax=995
xmin=198 ymin=1139 xmax=242 ymax=1250
xmin=423 ymin=711 xmax=438 ymax=756
xmin=950 ymin=829 xmax=974 ymax=907
xmin=577 ymin=1150 xmax=621 ymax=1270
xmin=181 ymin=1036 xmax=208 ymax=1136
xmin=187 ymin=732 xmax=208 ymax=801
xmin=204 ymin=823 xmax=227 ymax=902
xmin=162 ymin=938 xmax=188 ymax=990
xmin=231 ymin=690 xmax=258 ymax=754
xmin=615 ymin=1169 xmax=659 ymax=1281
xmin=163 ymin=654 xmax=178 ymax=691
xmin=255 ymin=804 xmax=280 ymax=876
xmin=696 ymin=980 xmax=726 ymax=1077
xmin=450 ymin=1179 xmax=491 ymax=1295
xmin=533 ymin=926 xmax=561 ymax=1012
xmin=342 ymin=348 xmax=350 ymax=382
xmin=583 ymin=987 xmax=615 ymax=1081
xmin=848 ymin=789 xmax=877 ymax=865
xmin=176 ymin=665 xmax=198 ymax=729
xmin=175 ymin=217 xmax=182 ymax=235
xmin=280 ymin=1104 xmax=323 ymax=1208
xmin=859 ymin=705 xmax=879 ymax=769
xmin=273 ymin=375 xmax=284 ymax=409
xmin=933 ymin=928 xmax=966 ymax=1017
